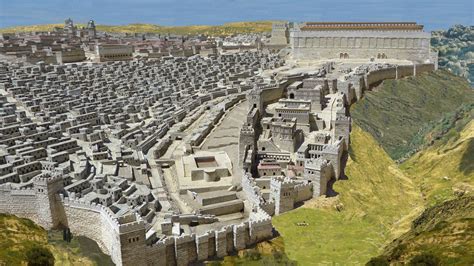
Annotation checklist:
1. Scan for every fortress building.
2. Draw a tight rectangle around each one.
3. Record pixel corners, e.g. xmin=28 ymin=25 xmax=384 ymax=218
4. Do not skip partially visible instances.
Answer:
xmin=290 ymin=22 xmax=435 ymax=63
xmin=270 ymin=22 xmax=290 ymax=45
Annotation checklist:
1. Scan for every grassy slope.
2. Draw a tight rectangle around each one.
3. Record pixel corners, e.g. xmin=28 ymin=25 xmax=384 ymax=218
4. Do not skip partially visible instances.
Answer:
xmin=380 ymin=196 xmax=474 ymax=265
xmin=368 ymin=120 xmax=474 ymax=265
xmin=208 ymin=237 xmax=296 ymax=265
xmin=401 ymin=120 xmax=474 ymax=206
xmin=352 ymin=70 xmax=473 ymax=161
xmin=0 ymin=214 xmax=112 ymax=265
xmin=0 ymin=21 xmax=274 ymax=35
xmin=0 ymin=213 xmax=49 ymax=265
xmin=271 ymin=73 xmax=474 ymax=264
xmin=272 ymin=125 xmax=423 ymax=264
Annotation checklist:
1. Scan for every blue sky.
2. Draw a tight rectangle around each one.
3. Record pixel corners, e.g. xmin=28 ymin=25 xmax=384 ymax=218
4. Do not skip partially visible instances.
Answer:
xmin=0 ymin=0 xmax=472 ymax=30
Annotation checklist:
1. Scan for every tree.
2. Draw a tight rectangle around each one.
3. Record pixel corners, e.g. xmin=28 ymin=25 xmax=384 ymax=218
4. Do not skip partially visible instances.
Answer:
xmin=25 ymin=245 xmax=55 ymax=266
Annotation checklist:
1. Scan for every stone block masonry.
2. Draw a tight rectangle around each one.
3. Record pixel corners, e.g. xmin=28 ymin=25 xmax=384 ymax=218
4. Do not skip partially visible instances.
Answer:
xmin=0 ymin=178 xmax=273 ymax=266
xmin=0 ymin=49 xmax=284 ymax=266
xmin=0 ymin=23 xmax=439 ymax=265
xmin=290 ymin=22 xmax=436 ymax=64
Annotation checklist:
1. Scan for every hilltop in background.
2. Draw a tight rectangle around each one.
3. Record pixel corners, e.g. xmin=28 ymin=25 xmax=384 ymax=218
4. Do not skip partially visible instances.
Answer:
xmin=0 ymin=21 xmax=274 ymax=36
xmin=1 ymin=21 xmax=472 ymax=86
xmin=431 ymin=25 xmax=474 ymax=86
xmin=0 ymin=21 xmax=472 ymax=265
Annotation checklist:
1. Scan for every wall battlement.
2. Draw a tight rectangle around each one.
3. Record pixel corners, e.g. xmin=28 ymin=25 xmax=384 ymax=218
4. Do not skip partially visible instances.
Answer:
xmin=175 ymin=234 xmax=196 ymax=244
xmin=8 ymin=187 xmax=36 ymax=196
xmin=117 ymin=220 xmax=146 ymax=234
xmin=1 ymin=179 xmax=275 ymax=266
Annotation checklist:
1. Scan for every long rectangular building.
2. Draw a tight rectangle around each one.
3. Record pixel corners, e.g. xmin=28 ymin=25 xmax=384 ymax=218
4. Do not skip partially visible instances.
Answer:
xmin=289 ymin=22 xmax=434 ymax=62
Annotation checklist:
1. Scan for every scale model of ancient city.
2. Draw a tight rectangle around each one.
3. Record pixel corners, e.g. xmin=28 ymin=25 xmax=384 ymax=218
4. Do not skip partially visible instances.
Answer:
xmin=0 ymin=20 xmax=439 ymax=265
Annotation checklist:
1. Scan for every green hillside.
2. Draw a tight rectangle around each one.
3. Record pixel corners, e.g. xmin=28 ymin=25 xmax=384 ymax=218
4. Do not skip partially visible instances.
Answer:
xmin=0 ymin=214 xmax=112 ymax=265
xmin=366 ymin=119 xmax=474 ymax=265
xmin=352 ymin=70 xmax=473 ymax=161
xmin=0 ymin=21 xmax=274 ymax=35
xmin=234 ymin=119 xmax=473 ymax=265
xmin=262 ymin=72 xmax=474 ymax=265
xmin=401 ymin=118 xmax=474 ymax=206
xmin=371 ymin=196 xmax=474 ymax=265
xmin=3 ymin=71 xmax=471 ymax=266
xmin=271 ymin=125 xmax=423 ymax=264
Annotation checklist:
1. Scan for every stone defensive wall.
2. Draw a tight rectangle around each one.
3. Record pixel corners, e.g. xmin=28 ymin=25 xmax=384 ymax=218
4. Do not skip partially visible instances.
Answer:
xmin=60 ymin=196 xmax=123 ymax=263
xmin=0 ymin=181 xmax=273 ymax=266
xmin=295 ymin=182 xmax=313 ymax=202
xmin=0 ymin=185 xmax=41 ymax=225
xmin=241 ymin=172 xmax=264 ymax=206
xmin=414 ymin=63 xmax=435 ymax=75
xmin=341 ymin=63 xmax=435 ymax=103
xmin=396 ymin=65 xmax=415 ymax=79
xmin=241 ymin=173 xmax=278 ymax=215
xmin=366 ymin=67 xmax=397 ymax=87
xmin=366 ymin=63 xmax=435 ymax=89
xmin=129 ymin=207 xmax=272 ymax=265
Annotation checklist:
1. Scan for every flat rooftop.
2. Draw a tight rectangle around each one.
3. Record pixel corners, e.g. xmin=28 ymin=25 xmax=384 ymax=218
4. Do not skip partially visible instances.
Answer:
xmin=300 ymin=22 xmax=424 ymax=31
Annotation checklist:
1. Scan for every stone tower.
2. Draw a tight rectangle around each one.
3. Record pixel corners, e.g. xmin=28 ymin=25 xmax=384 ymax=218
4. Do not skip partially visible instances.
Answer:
xmin=303 ymin=158 xmax=333 ymax=197
xmin=270 ymin=177 xmax=295 ymax=215
xmin=64 ymin=18 xmax=76 ymax=36
xmin=247 ymin=87 xmax=263 ymax=113
xmin=33 ymin=174 xmax=65 ymax=229
xmin=86 ymin=20 xmax=97 ymax=39
xmin=239 ymin=125 xmax=255 ymax=171
xmin=117 ymin=214 xmax=148 ymax=266
xmin=332 ymin=114 xmax=351 ymax=151
xmin=270 ymin=22 xmax=289 ymax=45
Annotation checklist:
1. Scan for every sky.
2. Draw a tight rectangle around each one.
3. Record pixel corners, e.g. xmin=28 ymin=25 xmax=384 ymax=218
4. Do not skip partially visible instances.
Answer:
xmin=0 ymin=0 xmax=472 ymax=31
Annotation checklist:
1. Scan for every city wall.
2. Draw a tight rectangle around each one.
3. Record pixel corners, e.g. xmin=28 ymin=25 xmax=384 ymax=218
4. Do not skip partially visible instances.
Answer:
xmin=0 ymin=186 xmax=42 ymax=226
xmin=61 ymin=197 xmax=123 ymax=264
xmin=346 ymin=63 xmax=436 ymax=100
xmin=365 ymin=63 xmax=435 ymax=89
xmin=366 ymin=67 xmax=397 ymax=87
xmin=0 ymin=182 xmax=273 ymax=266
xmin=415 ymin=63 xmax=435 ymax=75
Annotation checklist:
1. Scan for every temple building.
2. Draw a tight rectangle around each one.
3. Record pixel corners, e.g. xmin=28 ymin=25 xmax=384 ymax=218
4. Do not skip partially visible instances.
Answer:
xmin=289 ymin=22 xmax=436 ymax=63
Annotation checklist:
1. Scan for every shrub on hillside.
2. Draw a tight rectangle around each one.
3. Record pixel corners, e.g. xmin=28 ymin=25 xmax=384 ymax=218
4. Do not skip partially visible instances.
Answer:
xmin=408 ymin=253 xmax=440 ymax=266
xmin=366 ymin=256 xmax=389 ymax=266
xmin=25 ymin=245 xmax=54 ymax=266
